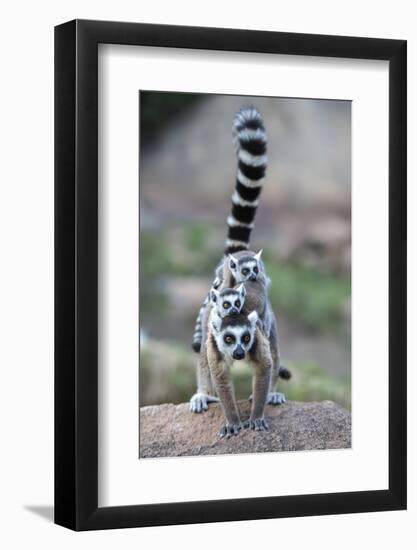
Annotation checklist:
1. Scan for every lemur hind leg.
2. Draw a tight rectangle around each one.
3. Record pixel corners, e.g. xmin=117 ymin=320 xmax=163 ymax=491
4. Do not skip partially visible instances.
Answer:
xmin=247 ymin=319 xmax=286 ymax=406
xmin=189 ymin=343 xmax=219 ymax=413
xmin=267 ymin=317 xmax=287 ymax=405
xmin=244 ymin=328 xmax=272 ymax=431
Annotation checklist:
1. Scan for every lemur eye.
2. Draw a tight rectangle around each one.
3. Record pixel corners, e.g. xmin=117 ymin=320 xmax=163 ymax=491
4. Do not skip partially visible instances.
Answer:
xmin=224 ymin=334 xmax=235 ymax=344
xmin=235 ymin=300 xmax=241 ymax=308
xmin=242 ymin=333 xmax=250 ymax=344
xmin=223 ymin=302 xmax=230 ymax=309
xmin=242 ymin=268 xmax=249 ymax=276
xmin=253 ymin=266 xmax=259 ymax=274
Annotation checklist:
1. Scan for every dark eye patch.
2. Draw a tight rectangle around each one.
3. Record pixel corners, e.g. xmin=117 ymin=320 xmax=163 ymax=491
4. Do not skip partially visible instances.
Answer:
xmin=241 ymin=332 xmax=251 ymax=344
xmin=242 ymin=268 xmax=249 ymax=276
xmin=224 ymin=333 xmax=235 ymax=345
xmin=235 ymin=300 xmax=241 ymax=309
xmin=223 ymin=301 xmax=230 ymax=309
xmin=253 ymin=266 xmax=259 ymax=274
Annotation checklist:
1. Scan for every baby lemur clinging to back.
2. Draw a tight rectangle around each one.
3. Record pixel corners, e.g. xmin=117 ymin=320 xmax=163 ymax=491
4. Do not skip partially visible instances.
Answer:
xmin=210 ymin=284 xmax=246 ymax=328
xmin=189 ymin=106 xmax=290 ymax=433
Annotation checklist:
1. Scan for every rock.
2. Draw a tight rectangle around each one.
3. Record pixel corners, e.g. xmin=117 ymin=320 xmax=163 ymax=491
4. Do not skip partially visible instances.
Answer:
xmin=139 ymin=400 xmax=351 ymax=458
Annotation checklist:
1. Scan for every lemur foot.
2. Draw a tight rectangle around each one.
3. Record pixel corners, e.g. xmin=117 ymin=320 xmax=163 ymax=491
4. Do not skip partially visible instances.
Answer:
xmin=219 ymin=422 xmax=242 ymax=438
xmin=267 ymin=392 xmax=286 ymax=405
xmin=243 ymin=417 xmax=269 ymax=431
xmin=248 ymin=392 xmax=286 ymax=405
xmin=189 ymin=393 xmax=219 ymax=413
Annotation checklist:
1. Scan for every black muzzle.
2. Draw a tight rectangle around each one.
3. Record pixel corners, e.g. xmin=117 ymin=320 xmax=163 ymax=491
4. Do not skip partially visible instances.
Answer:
xmin=232 ymin=347 xmax=245 ymax=360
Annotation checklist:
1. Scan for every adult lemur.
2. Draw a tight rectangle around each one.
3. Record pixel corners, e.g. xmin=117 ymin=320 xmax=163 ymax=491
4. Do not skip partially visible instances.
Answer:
xmin=189 ymin=106 xmax=290 ymax=433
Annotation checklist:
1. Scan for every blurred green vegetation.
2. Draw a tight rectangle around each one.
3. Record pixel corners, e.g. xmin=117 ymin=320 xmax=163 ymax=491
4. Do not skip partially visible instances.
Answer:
xmin=140 ymin=222 xmax=220 ymax=320
xmin=265 ymin=257 xmax=350 ymax=333
xmin=140 ymin=91 xmax=203 ymax=145
xmin=140 ymin=338 xmax=351 ymax=410
xmin=140 ymin=223 xmax=350 ymax=333
xmin=140 ymin=222 xmax=217 ymax=277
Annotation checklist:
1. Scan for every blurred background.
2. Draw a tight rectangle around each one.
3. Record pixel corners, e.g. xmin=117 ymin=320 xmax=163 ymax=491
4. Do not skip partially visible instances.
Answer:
xmin=139 ymin=92 xmax=351 ymax=410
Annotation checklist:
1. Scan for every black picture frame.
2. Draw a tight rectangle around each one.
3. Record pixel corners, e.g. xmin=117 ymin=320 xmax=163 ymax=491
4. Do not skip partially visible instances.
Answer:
xmin=55 ymin=19 xmax=407 ymax=531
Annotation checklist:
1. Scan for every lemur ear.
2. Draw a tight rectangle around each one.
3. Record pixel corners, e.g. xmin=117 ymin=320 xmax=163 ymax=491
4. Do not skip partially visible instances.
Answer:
xmin=236 ymin=283 xmax=246 ymax=298
xmin=229 ymin=254 xmax=238 ymax=270
xmin=212 ymin=276 xmax=221 ymax=290
xmin=248 ymin=311 xmax=258 ymax=326
xmin=254 ymin=249 xmax=263 ymax=261
xmin=210 ymin=289 xmax=219 ymax=303
xmin=211 ymin=319 xmax=221 ymax=333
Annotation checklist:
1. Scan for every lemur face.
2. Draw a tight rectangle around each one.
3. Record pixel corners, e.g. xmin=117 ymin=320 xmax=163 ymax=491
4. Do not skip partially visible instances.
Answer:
xmin=212 ymin=311 xmax=258 ymax=361
xmin=210 ymin=284 xmax=246 ymax=317
xmin=229 ymin=250 xmax=263 ymax=283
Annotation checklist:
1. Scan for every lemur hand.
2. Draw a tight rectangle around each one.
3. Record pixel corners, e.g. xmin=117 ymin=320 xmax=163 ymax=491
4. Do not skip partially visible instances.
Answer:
xmin=189 ymin=393 xmax=219 ymax=413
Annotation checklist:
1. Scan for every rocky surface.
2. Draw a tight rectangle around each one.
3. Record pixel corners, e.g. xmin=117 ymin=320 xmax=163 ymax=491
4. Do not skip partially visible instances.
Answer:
xmin=139 ymin=400 xmax=351 ymax=458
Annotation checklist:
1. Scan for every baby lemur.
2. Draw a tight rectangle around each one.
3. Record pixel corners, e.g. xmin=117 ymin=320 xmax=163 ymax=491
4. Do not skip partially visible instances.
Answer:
xmin=189 ymin=105 xmax=290 ymax=435
xmin=210 ymin=284 xmax=246 ymax=328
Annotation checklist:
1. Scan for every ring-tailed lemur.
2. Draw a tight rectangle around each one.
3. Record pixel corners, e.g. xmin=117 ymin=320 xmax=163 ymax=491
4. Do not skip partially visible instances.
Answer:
xmin=192 ymin=308 xmax=273 ymax=436
xmin=191 ymin=106 xmax=267 ymax=353
xmin=189 ymin=106 xmax=290 ymax=420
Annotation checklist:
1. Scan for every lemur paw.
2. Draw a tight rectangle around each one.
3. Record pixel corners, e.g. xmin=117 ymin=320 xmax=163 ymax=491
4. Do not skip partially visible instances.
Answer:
xmin=243 ymin=417 xmax=269 ymax=431
xmin=248 ymin=392 xmax=287 ymax=405
xmin=267 ymin=392 xmax=287 ymax=405
xmin=189 ymin=393 xmax=219 ymax=413
xmin=219 ymin=422 xmax=242 ymax=438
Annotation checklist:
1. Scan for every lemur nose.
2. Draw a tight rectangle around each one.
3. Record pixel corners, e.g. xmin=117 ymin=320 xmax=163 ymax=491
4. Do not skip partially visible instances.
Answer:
xmin=230 ymin=308 xmax=238 ymax=315
xmin=232 ymin=348 xmax=245 ymax=360
xmin=249 ymin=274 xmax=257 ymax=281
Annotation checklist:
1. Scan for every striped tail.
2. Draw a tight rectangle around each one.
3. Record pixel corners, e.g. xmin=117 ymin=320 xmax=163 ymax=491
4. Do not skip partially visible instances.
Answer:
xmin=225 ymin=106 xmax=268 ymax=255
xmin=191 ymin=294 xmax=209 ymax=352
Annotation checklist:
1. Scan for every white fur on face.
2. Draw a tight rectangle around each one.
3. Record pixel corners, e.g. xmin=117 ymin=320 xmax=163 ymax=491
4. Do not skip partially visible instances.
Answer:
xmin=232 ymin=258 xmax=261 ymax=283
xmin=212 ymin=320 xmax=257 ymax=360
xmin=212 ymin=289 xmax=245 ymax=318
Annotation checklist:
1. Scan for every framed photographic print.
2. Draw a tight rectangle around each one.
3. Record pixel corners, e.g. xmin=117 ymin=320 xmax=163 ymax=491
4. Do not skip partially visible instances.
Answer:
xmin=55 ymin=19 xmax=407 ymax=530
